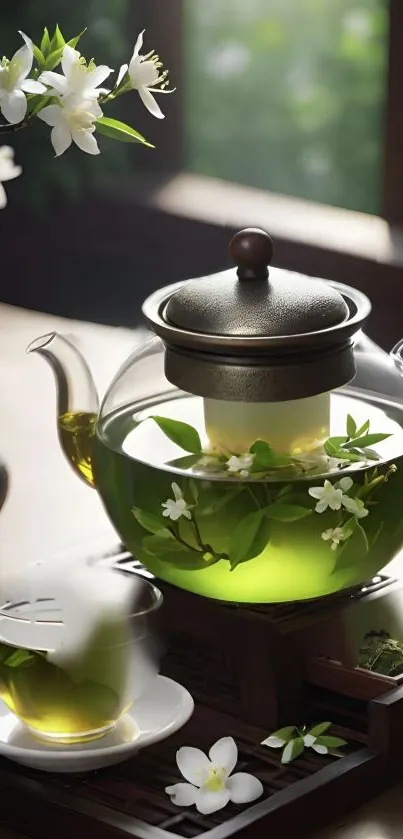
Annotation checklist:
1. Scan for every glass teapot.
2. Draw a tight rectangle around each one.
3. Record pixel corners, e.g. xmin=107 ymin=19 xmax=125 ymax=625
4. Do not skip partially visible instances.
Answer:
xmin=28 ymin=229 xmax=403 ymax=604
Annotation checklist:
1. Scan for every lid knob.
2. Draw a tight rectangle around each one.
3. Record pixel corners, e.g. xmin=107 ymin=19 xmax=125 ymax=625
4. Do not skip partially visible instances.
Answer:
xmin=229 ymin=227 xmax=274 ymax=281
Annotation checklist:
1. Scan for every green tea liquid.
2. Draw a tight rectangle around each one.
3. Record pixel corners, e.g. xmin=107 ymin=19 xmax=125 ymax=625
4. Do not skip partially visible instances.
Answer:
xmin=93 ymin=391 xmax=403 ymax=603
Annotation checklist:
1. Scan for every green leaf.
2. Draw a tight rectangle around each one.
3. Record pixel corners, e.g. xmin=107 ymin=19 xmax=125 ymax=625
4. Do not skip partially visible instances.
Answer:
xmin=26 ymin=94 xmax=50 ymax=118
xmin=355 ymin=419 xmax=370 ymax=437
xmin=267 ymin=726 xmax=297 ymax=743
xmin=360 ymin=448 xmax=381 ymax=462
xmin=339 ymin=518 xmax=356 ymax=541
xmin=307 ymin=721 xmax=332 ymax=737
xmin=315 ymin=735 xmax=347 ymax=749
xmin=344 ymin=433 xmax=390 ymax=449
xmin=326 ymin=436 xmax=349 ymax=447
xmin=265 ymin=503 xmax=312 ymax=523
xmin=332 ymin=518 xmax=368 ymax=573
xmin=250 ymin=440 xmax=291 ymax=469
xmin=324 ymin=440 xmax=362 ymax=462
xmin=50 ymin=24 xmax=66 ymax=51
xmin=132 ymin=508 xmax=167 ymax=535
xmin=276 ymin=484 xmax=294 ymax=499
xmin=281 ymin=737 xmax=305 ymax=764
xmin=356 ymin=520 xmax=369 ymax=552
xmin=370 ymin=521 xmax=384 ymax=547
xmin=142 ymin=533 xmax=209 ymax=570
xmin=229 ymin=509 xmax=271 ymax=570
xmin=4 ymin=648 xmax=35 ymax=668
xmin=324 ymin=440 xmax=342 ymax=458
xmin=96 ymin=117 xmax=154 ymax=147
xmin=197 ymin=484 xmax=244 ymax=517
xmin=32 ymin=45 xmax=46 ymax=66
xmin=143 ymin=532 xmax=176 ymax=555
xmin=189 ymin=479 xmax=199 ymax=502
xmin=67 ymin=29 xmax=87 ymax=49
xmin=250 ymin=440 xmax=273 ymax=467
xmin=361 ymin=449 xmax=381 ymax=460
xmin=167 ymin=455 xmax=203 ymax=470
xmin=346 ymin=414 xmax=357 ymax=438
xmin=40 ymin=27 xmax=51 ymax=57
xmin=44 ymin=46 xmax=65 ymax=71
xmin=150 ymin=416 xmax=202 ymax=454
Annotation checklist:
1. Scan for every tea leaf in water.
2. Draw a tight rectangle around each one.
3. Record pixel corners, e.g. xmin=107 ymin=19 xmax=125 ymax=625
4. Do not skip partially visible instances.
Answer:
xmin=346 ymin=414 xmax=357 ymax=438
xmin=264 ymin=504 xmax=312 ymax=523
xmin=249 ymin=440 xmax=292 ymax=469
xmin=325 ymin=418 xmax=391 ymax=465
xmin=229 ymin=509 xmax=271 ymax=570
xmin=167 ymin=455 xmax=203 ymax=470
xmin=197 ymin=484 xmax=244 ymax=517
xmin=132 ymin=507 xmax=168 ymax=535
xmin=150 ymin=417 xmax=202 ymax=454
xmin=276 ymin=484 xmax=294 ymax=499
xmin=143 ymin=533 xmax=211 ymax=569
xmin=143 ymin=531 xmax=176 ymax=556
xmin=332 ymin=518 xmax=369 ymax=573
xmin=344 ymin=433 xmax=391 ymax=449
xmin=189 ymin=479 xmax=199 ymax=502
xmin=355 ymin=419 xmax=370 ymax=438
xmin=359 ymin=448 xmax=381 ymax=461
xmin=3 ymin=649 xmax=36 ymax=668
xmin=324 ymin=440 xmax=363 ymax=462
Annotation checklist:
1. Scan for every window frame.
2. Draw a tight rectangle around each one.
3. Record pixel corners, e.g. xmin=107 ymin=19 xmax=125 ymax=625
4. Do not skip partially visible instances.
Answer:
xmin=136 ymin=0 xmax=403 ymax=237
xmin=382 ymin=0 xmax=403 ymax=225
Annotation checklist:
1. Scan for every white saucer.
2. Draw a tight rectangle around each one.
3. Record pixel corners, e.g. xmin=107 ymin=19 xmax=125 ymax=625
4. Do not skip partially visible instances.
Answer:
xmin=0 ymin=675 xmax=194 ymax=773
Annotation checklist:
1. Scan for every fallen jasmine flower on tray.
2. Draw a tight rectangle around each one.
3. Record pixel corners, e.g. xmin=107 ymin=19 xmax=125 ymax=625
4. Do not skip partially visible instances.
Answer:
xmin=166 ymin=736 xmax=263 ymax=814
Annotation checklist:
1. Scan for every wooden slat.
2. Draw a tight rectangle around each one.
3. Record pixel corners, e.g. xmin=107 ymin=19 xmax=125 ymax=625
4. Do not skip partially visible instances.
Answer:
xmin=305 ymin=659 xmax=396 ymax=701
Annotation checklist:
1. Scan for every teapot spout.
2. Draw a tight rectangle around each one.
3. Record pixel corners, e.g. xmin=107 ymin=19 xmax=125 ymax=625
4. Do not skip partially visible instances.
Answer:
xmin=27 ymin=333 xmax=99 ymax=488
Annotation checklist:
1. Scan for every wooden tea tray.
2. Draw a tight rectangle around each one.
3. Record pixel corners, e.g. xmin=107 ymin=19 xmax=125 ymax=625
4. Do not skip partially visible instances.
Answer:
xmin=0 ymin=691 xmax=388 ymax=839
xmin=1 ymin=549 xmax=403 ymax=839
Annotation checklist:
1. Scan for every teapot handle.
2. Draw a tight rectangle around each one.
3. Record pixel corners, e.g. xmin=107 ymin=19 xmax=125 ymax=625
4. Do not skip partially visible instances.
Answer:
xmin=390 ymin=338 xmax=403 ymax=375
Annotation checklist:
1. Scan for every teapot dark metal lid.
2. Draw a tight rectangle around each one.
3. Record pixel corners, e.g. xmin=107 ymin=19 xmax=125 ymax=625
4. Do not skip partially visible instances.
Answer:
xmin=165 ymin=229 xmax=349 ymax=338
xmin=142 ymin=228 xmax=372 ymax=402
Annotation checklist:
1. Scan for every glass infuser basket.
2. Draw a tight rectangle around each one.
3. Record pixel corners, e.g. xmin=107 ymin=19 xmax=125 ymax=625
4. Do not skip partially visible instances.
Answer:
xmin=28 ymin=229 xmax=403 ymax=603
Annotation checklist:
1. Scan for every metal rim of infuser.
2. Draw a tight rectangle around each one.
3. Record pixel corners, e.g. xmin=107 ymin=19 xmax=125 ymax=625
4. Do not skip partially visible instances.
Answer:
xmin=142 ymin=228 xmax=372 ymax=402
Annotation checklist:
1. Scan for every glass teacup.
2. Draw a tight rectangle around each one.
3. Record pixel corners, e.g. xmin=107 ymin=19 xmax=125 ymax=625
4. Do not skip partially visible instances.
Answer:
xmin=0 ymin=576 xmax=162 ymax=744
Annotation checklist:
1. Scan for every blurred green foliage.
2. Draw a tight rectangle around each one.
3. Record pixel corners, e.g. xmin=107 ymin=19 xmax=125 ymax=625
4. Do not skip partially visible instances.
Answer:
xmin=1 ymin=0 xmax=138 ymax=208
xmin=184 ymin=0 xmax=388 ymax=214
